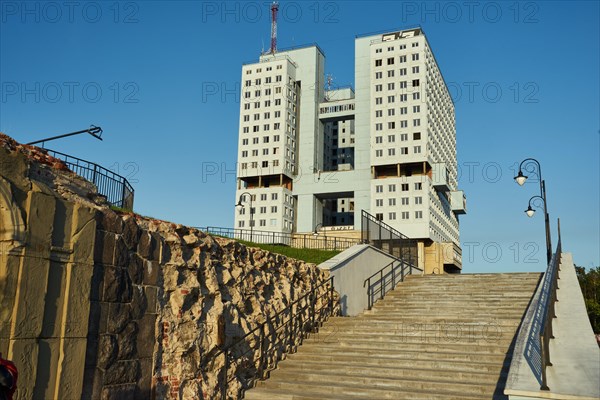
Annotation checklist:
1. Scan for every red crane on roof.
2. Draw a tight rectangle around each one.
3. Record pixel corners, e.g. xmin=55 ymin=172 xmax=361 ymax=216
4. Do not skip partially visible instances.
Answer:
xmin=269 ymin=1 xmax=279 ymax=54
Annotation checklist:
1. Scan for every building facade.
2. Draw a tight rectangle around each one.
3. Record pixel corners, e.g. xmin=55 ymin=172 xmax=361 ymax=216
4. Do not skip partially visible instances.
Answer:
xmin=234 ymin=28 xmax=466 ymax=272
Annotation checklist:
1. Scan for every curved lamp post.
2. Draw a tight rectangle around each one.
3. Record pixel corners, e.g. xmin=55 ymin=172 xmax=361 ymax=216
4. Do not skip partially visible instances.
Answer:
xmin=514 ymin=158 xmax=552 ymax=263
xmin=525 ymin=195 xmax=546 ymax=218
xmin=236 ymin=192 xmax=254 ymax=242
xmin=27 ymin=125 xmax=103 ymax=147
xmin=313 ymin=222 xmax=324 ymax=236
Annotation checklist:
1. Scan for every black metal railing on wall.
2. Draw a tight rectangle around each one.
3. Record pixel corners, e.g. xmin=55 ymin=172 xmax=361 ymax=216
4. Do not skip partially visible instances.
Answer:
xmin=45 ymin=149 xmax=134 ymax=210
xmin=525 ymin=219 xmax=562 ymax=390
xmin=201 ymin=226 xmax=358 ymax=252
xmin=360 ymin=210 xmax=419 ymax=266
xmin=364 ymin=258 xmax=422 ymax=310
xmin=213 ymin=277 xmax=337 ymax=399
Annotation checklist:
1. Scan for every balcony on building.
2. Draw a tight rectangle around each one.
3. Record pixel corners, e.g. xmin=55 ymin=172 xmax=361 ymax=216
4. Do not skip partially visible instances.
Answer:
xmin=450 ymin=190 xmax=467 ymax=214
xmin=431 ymin=162 xmax=450 ymax=192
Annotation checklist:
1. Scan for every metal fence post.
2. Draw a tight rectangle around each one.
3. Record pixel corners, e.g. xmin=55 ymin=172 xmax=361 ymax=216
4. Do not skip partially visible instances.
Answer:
xmin=540 ymin=333 xmax=549 ymax=390
xmin=258 ymin=323 xmax=265 ymax=378
xmin=329 ymin=277 xmax=334 ymax=315
xmin=366 ymin=278 xmax=371 ymax=310
xmin=311 ymin=291 xmax=316 ymax=332
xmin=287 ymin=304 xmax=293 ymax=352
xmin=392 ymin=262 xmax=396 ymax=288
xmin=221 ymin=350 xmax=229 ymax=400
xmin=380 ymin=269 xmax=384 ymax=300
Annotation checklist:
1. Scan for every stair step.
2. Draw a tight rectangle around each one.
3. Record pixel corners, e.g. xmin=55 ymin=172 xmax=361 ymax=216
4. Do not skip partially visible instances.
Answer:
xmin=243 ymin=273 xmax=535 ymax=400
xmin=365 ymin=310 xmax=526 ymax=318
xmin=317 ymin=324 xmax=519 ymax=339
xmin=309 ymin=331 xmax=514 ymax=346
xmin=287 ymin=351 xmax=511 ymax=372
xmin=287 ymin=346 xmax=508 ymax=364
xmin=244 ymin=385 xmax=500 ymax=400
xmin=347 ymin=316 xmax=523 ymax=325
xmin=250 ymin=376 xmax=504 ymax=400
xmin=266 ymin=369 xmax=502 ymax=396
xmin=300 ymin=340 xmax=515 ymax=355
xmin=275 ymin=358 xmax=509 ymax=382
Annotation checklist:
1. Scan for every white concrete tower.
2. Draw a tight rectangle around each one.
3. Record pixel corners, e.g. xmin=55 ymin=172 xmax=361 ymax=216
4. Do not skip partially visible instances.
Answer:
xmin=234 ymin=28 xmax=466 ymax=272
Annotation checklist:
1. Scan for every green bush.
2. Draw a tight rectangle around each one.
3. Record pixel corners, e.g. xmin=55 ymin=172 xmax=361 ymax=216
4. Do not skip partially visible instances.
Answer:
xmin=576 ymin=266 xmax=600 ymax=333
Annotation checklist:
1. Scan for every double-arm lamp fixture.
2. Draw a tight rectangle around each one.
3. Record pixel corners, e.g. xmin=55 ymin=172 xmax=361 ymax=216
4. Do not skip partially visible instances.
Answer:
xmin=514 ymin=158 xmax=552 ymax=263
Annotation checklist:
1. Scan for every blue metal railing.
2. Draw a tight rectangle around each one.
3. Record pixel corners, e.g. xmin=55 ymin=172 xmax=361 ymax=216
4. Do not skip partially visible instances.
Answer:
xmin=525 ymin=220 xmax=562 ymax=390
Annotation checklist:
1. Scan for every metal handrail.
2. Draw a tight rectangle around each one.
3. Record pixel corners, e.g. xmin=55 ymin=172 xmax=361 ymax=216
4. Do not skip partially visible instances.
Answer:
xmin=363 ymin=258 xmax=422 ymax=310
xmin=360 ymin=210 xmax=419 ymax=265
xmin=43 ymin=148 xmax=134 ymax=210
xmin=361 ymin=210 xmax=410 ymax=241
xmin=200 ymin=226 xmax=359 ymax=252
xmin=213 ymin=276 xmax=336 ymax=399
xmin=523 ymin=219 xmax=562 ymax=390
xmin=535 ymin=220 xmax=562 ymax=390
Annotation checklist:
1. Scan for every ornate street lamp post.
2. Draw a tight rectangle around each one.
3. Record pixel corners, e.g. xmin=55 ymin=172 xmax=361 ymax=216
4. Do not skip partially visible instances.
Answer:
xmin=236 ymin=192 xmax=254 ymax=242
xmin=514 ymin=158 xmax=552 ymax=263
xmin=313 ymin=222 xmax=324 ymax=236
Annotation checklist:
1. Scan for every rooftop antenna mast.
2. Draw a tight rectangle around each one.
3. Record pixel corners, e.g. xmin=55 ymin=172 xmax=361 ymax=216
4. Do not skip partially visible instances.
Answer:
xmin=269 ymin=1 xmax=279 ymax=54
xmin=325 ymin=74 xmax=334 ymax=100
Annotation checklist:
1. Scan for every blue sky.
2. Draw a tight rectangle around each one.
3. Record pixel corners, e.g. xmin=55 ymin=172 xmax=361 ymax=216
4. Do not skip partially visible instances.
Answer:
xmin=1 ymin=1 xmax=598 ymax=273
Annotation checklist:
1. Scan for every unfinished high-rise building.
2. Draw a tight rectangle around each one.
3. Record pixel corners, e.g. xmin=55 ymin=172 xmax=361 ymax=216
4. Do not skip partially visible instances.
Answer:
xmin=234 ymin=28 xmax=466 ymax=272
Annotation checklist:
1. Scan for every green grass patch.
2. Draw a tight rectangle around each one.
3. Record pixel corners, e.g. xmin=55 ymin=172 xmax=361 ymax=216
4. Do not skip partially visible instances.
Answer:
xmin=110 ymin=205 xmax=134 ymax=213
xmin=235 ymin=239 xmax=341 ymax=264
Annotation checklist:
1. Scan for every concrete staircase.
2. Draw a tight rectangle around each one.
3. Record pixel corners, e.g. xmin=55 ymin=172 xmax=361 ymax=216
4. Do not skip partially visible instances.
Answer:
xmin=244 ymin=272 xmax=542 ymax=400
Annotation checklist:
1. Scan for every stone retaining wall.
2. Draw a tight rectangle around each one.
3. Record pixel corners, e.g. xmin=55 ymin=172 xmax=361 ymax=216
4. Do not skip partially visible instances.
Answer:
xmin=0 ymin=134 xmax=336 ymax=399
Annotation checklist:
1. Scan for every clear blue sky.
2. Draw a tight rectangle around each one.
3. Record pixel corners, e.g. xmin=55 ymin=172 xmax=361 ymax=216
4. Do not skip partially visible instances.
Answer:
xmin=1 ymin=1 xmax=598 ymax=273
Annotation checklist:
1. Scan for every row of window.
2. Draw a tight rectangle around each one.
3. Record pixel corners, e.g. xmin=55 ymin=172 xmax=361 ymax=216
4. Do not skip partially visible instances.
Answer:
xmin=375 ymin=92 xmax=420 ymax=104
xmin=245 ymin=64 xmax=283 ymax=75
xmin=375 ymin=183 xmax=423 ymax=192
xmin=374 ymin=80 xmax=420 ymax=90
xmin=374 ymin=66 xmax=420 ymax=77
xmin=375 ymin=119 xmax=420 ymax=130
xmin=240 ymin=193 xmax=279 ymax=201
xmin=243 ymin=88 xmax=297 ymax=104
xmin=242 ymin=110 xmax=284 ymax=121
xmin=319 ymin=103 xmax=355 ymax=114
xmin=375 ymin=132 xmax=421 ymax=143
xmin=239 ymin=193 xmax=295 ymax=204
xmin=375 ymin=196 xmax=423 ymax=206
xmin=241 ymin=123 xmax=293 ymax=133
xmin=374 ymin=106 xmax=421 ymax=118
xmin=240 ymin=160 xmax=281 ymax=169
xmin=239 ymin=205 xmax=294 ymax=220
xmin=239 ymin=219 xmax=291 ymax=229
xmin=241 ymin=147 xmax=284 ymax=156
xmin=374 ymin=41 xmax=419 ymax=54
xmin=244 ymin=75 xmax=283 ymax=86
xmin=375 ymin=211 xmax=423 ymax=221
xmin=374 ymin=53 xmax=420 ymax=67
xmin=243 ymin=99 xmax=283 ymax=109
xmin=239 ymin=205 xmax=279 ymax=214
xmin=241 ymin=136 xmax=282 ymax=145
xmin=239 ymin=161 xmax=295 ymax=173
xmin=374 ymin=146 xmax=422 ymax=157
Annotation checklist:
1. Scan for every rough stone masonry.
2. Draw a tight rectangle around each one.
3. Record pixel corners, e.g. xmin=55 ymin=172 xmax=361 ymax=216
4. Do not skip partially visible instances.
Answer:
xmin=0 ymin=133 xmax=337 ymax=399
